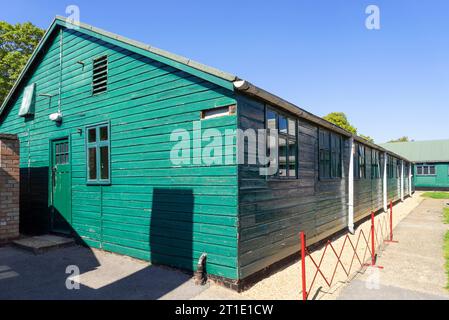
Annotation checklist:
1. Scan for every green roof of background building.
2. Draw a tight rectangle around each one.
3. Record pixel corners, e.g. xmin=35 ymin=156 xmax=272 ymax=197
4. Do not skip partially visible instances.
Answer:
xmin=380 ymin=139 xmax=449 ymax=163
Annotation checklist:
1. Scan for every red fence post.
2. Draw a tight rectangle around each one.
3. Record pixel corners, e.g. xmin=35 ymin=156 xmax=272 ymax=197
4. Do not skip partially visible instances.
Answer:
xmin=389 ymin=201 xmax=393 ymax=241
xmin=385 ymin=200 xmax=399 ymax=244
xmin=371 ymin=211 xmax=375 ymax=265
xmin=300 ymin=231 xmax=307 ymax=301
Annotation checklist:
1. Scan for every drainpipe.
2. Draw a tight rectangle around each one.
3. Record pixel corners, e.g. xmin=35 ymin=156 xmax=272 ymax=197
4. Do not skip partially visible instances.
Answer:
xmin=194 ymin=253 xmax=207 ymax=285
xmin=409 ymin=163 xmax=412 ymax=196
xmin=401 ymin=160 xmax=404 ymax=202
xmin=58 ymin=29 xmax=63 ymax=114
xmin=348 ymin=137 xmax=355 ymax=234
xmin=383 ymin=152 xmax=388 ymax=212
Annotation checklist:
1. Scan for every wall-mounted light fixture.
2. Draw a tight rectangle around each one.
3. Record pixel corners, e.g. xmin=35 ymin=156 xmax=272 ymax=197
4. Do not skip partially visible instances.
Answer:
xmin=49 ymin=112 xmax=63 ymax=123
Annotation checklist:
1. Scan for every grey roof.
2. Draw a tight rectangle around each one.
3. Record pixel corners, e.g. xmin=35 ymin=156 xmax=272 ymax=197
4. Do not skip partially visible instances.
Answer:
xmin=380 ymin=140 xmax=449 ymax=163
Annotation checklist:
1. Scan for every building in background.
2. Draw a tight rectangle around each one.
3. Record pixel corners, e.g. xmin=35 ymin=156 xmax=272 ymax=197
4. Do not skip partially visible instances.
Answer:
xmin=381 ymin=140 xmax=449 ymax=190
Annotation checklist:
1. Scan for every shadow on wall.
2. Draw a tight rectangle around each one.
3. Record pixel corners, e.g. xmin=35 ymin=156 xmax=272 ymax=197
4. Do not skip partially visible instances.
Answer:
xmin=150 ymin=188 xmax=195 ymax=273
xmin=19 ymin=167 xmax=50 ymax=235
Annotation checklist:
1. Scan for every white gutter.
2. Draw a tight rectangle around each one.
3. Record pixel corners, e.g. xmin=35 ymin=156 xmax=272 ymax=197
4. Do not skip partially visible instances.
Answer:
xmin=233 ymin=80 xmax=412 ymax=163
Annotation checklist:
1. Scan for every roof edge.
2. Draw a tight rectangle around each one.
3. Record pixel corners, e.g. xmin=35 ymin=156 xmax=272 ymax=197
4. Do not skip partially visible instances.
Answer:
xmin=0 ymin=17 xmax=59 ymax=116
xmin=54 ymin=16 xmax=239 ymax=83
xmin=233 ymin=80 xmax=411 ymax=162
xmin=0 ymin=16 xmax=239 ymax=117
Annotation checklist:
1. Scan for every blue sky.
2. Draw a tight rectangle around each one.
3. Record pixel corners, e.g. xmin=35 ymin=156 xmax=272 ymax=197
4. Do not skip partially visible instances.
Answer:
xmin=2 ymin=0 xmax=448 ymax=143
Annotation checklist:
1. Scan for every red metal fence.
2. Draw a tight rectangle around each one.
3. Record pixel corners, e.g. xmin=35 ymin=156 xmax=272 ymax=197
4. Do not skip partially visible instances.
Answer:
xmin=300 ymin=201 xmax=398 ymax=300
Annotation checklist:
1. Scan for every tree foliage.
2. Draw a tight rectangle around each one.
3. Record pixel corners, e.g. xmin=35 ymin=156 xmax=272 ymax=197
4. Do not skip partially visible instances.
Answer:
xmin=0 ymin=21 xmax=44 ymax=105
xmin=323 ymin=112 xmax=357 ymax=135
xmin=323 ymin=112 xmax=375 ymax=143
xmin=359 ymin=134 xmax=374 ymax=143
xmin=388 ymin=136 xmax=410 ymax=143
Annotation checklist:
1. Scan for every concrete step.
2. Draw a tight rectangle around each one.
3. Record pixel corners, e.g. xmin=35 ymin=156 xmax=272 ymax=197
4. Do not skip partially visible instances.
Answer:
xmin=13 ymin=235 xmax=75 ymax=254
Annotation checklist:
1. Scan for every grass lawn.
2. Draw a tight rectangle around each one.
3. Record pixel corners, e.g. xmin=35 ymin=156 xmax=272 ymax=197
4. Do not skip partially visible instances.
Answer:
xmin=445 ymin=208 xmax=449 ymax=289
xmin=422 ymin=192 xmax=449 ymax=199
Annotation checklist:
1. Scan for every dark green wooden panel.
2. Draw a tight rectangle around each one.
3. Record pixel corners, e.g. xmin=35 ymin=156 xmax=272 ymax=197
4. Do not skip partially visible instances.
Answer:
xmin=0 ymin=27 xmax=239 ymax=280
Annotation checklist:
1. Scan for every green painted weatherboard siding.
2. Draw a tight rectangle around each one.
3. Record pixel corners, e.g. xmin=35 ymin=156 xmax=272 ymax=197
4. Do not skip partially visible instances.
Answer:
xmin=0 ymin=27 xmax=238 ymax=279
xmin=414 ymin=163 xmax=449 ymax=189
xmin=381 ymin=140 xmax=449 ymax=190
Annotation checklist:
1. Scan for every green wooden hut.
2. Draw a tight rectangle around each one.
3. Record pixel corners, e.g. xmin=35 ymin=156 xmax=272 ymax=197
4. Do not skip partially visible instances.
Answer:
xmin=382 ymin=140 xmax=449 ymax=190
xmin=0 ymin=17 xmax=413 ymax=289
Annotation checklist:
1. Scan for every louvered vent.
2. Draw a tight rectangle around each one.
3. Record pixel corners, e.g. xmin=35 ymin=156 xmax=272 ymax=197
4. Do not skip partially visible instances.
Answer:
xmin=92 ymin=56 xmax=108 ymax=95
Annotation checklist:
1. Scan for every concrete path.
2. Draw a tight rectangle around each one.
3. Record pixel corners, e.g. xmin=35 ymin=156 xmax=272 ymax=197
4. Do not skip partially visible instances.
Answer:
xmin=0 ymin=245 xmax=208 ymax=300
xmin=338 ymin=198 xmax=449 ymax=300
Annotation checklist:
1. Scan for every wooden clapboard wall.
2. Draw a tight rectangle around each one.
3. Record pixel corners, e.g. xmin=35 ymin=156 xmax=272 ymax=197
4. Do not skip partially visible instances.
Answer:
xmin=236 ymin=93 xmax=349 ymax=280
xmin=0 ymin=26 xmax=239 ymax=280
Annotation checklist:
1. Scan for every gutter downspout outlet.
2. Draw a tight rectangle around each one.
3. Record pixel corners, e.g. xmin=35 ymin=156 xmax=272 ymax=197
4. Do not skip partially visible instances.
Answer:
xmin=194 ymin=253 xmax=207 ymax=286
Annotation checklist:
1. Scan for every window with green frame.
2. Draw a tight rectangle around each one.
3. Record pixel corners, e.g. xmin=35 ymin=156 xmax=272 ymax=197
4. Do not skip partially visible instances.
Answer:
xmin=319 ymin=129 xmax=342 ymax=179
xmin=266 ymin=107 xmax=297 ymax=178
xmin=387 ymin=155 xmax=395 ymax=178
xmin=330 ymin=133 xmax=342 ymax=178
xmin=355 ymin=144 xmax=366 ymax=179
xmin=371 ymin=149 xmax=380 ymax=179
xmin=417 ymin=164 xmax=436 ymax=176
xmin=396 ymin=159 xmax=401 ymax=178
xmin=86 ymin=123 xmax=110 ymax=184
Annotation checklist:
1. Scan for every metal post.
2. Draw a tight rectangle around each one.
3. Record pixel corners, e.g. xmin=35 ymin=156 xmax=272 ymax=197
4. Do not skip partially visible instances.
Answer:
xmin=390 ymin=201 xmax=393 ymax=241
xmin=385 ymin=200 xmax=399 ymax=244
xmin=371 ymin=212 xmax=375 ymax=265
xmin=300 ymin=231 xmax=307 ymax=301
xmin=383 ymin=153 xmax=388 ymax=212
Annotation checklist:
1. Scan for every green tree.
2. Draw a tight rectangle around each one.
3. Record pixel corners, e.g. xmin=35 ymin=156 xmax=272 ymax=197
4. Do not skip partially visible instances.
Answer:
xmin=0 ymin=21 xmax=44 ymax=105
xmin=388 ymin=136 xmax=410 ymax=143
xmin=359 ymin=134 xmax=374 ymax=143
xmin=323 ymin=112 xmax=357 ymax=134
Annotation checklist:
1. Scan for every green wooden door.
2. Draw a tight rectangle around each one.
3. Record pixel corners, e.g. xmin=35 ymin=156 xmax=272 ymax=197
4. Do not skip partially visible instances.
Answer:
xmin=50 ymin=138 xmax=71 ymax=234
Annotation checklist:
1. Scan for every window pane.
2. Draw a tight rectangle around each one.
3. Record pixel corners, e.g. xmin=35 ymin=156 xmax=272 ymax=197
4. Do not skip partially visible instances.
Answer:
xmin=423 ymin=166 xmax=429 ymax=175
xmin=279 ymin=116 xmax=287 ymax=134
xmin=266 ymin=109 xmax=277 ymax=130
xmin=288 ymin=119 xmax=296 ymax=136
xmin=88 ymin=148 xmax=97 ymax=180
xmin=331 ymin=152 xmax=337 ymax=178
xmin=100 ymin=126 xmax=108 ymax=141
xmin=279 ymin=137 xmax=287 ymax=177
xmin=88 ymin=128 xmax=97 ymax=143
xmin=100 ymin=146 xmax=109 ymax=180
xmin=288 ymin=139 xmax=296 ymax=177
xmin=429 ymin=166 xmax=436 ymax=175
xmin=325 ymin=150 xmax=331 ymax=178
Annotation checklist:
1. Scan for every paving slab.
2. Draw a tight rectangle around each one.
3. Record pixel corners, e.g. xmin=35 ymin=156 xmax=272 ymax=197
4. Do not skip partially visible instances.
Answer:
xmin=0 ymin=245 xmax=207 ymax=299
xmin=338 ymin=198 xmax=449 ymax=300
xmin=12 ymin=235 xmax=75 ymax=254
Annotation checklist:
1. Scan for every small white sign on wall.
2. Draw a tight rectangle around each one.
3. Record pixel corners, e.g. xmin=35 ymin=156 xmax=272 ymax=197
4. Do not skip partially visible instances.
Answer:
xmin=18 ymin=83 xmax=36 ymax=117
